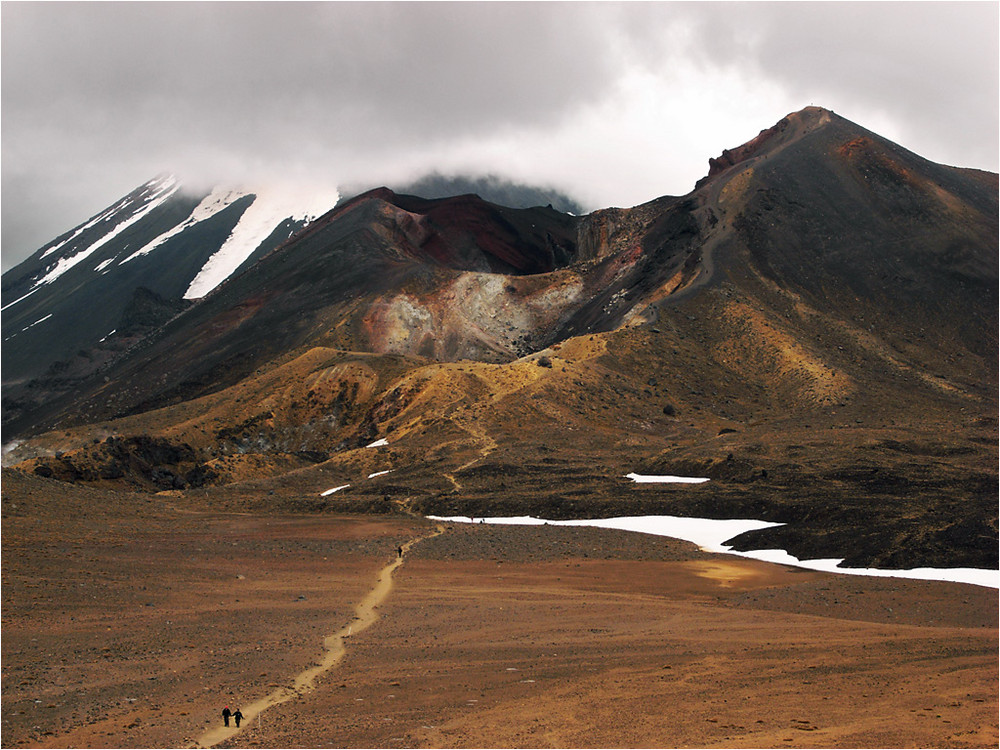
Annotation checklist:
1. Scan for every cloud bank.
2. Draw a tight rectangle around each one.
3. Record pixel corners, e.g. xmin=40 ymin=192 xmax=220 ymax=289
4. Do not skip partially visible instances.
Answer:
xmin=3 ymin=2 xmax=997 ymax=270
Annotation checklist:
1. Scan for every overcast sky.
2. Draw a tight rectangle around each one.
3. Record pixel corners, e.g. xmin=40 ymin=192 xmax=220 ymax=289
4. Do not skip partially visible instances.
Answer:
xmin=3 ymin=1 xmax=997 ymax=272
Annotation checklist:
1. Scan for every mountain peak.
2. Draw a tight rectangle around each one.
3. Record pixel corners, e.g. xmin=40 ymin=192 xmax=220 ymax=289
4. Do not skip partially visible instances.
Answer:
xmin=700 ymin=106 xmax=834 ymax=185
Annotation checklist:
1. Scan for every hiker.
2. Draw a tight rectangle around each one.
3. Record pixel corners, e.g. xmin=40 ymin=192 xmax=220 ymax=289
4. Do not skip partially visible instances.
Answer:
xmin=233 ymin=708 xmax=244 ymax=728
xmin=396 ymin=545 xmax=403 ymax=558
xmin=222 ymin=706 xmax=231 ymax=727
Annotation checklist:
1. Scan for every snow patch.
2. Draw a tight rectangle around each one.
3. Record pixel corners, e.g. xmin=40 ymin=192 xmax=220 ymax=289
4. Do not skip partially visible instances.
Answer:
xmin=22 ymin=314 xmax=53 ymax=332
xmin=320 ymin=484 xmax=350 ymax=496
xmin=367 ymin=470 xmax=393 ymax=479
xmin=731 ymin=548 xmax=999 ymax=589
xmin=427 ymin=514 xmax=999 ymax=589
xmin=366 ymin=438 xmax=389 ymax=448
xmin=119 ymin=187 xmax=250 ymax=265
xmin=0 ymin=287 xmax=41 ymax=313
xmin=94 ymin=256 xmax=116 ymax=273
xmin=626 ymin=472 xmax=710 ymax=484
xmin=183 ymin=186 xmax=339 ymax=300
xmin=4 ymin=312 xmax=54 ymax=340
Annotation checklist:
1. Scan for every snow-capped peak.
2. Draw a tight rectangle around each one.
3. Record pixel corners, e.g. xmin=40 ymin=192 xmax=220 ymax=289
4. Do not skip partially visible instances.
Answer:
xmin=13 ymin=175 xmax=179 ymax=302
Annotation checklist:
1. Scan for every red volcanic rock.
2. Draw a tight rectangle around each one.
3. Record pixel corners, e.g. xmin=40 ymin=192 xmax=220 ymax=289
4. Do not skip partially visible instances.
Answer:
xmin=707 ymin=116 xmax=791 ymax=178
xmin=387 ymin=192 xmax=580 ymax=275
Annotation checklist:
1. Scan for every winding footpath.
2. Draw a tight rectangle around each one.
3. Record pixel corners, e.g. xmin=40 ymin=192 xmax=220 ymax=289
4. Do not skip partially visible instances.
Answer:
xmin=191 ymin=525 xmax=444 ymax=749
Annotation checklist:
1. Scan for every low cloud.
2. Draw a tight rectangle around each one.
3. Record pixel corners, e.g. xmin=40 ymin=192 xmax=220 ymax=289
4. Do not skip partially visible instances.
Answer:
xmin=3 ymin=2 xmax=997 ymax=270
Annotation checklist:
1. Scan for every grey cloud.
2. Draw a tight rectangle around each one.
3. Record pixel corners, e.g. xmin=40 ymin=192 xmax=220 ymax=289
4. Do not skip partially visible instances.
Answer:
xmin=666 ymin=2 xmax=999 ymax=167
xmin=3 ymin=2 xmax=997 ymax=271
xmin=3 ymin=2 xmax=625 ymax=265
xmin=4 ymin=3 xmax=618 ymax=149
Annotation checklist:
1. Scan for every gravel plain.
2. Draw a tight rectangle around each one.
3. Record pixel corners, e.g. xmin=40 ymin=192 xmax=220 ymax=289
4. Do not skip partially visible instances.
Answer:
xmin=2 ymin=470 xmax=996 ymax=749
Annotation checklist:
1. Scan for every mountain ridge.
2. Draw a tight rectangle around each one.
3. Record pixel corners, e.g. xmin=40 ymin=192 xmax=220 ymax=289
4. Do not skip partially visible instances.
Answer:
xmin=2 ymin=106 xmax=996 ymax=570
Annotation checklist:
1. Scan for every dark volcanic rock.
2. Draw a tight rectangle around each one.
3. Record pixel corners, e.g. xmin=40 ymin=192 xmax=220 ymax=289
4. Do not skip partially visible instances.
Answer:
xmin=117 ymin=286 xmax=189 ymax=336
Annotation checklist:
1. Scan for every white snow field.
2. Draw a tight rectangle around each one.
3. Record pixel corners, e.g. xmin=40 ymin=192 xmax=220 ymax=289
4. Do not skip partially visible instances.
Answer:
xmin=40 ymin=195 xmax=137 ymax=259
xmin=427 ymin=514 xmax=999 ymax=589
xmin=2 ymin=177 xmax=179 ymax=313
xmin=183 ymin=186 xmax=339 ymax=299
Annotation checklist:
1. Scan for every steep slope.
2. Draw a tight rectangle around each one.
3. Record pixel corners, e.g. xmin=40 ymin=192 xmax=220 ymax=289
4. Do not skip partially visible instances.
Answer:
xmin=3 ymin=107 xmax=996 ymax=569
xmin=1 ymin=176 xmax=338 ymax=385
xmin=693 ymin=107 xmax=997 ymax=386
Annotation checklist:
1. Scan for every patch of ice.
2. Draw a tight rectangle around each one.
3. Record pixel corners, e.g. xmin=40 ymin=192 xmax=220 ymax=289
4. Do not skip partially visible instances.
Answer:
xmin=99 ymin=329 xmax=117 ymax=343
xmin=366 ymin=438 xmax=389 ymax=448
xmin=368 ymin=470 xmax=393 ymax=479
xmin=93 ymin=256 xmax=116 ymax=273
xmin=427 ymin=514 xmax=999 ymax=589
xmin=320 ymin=484 xmax=350 ymax=496
xmin=119 ymin=187 xmax=250 ymax=265
xmin=626 ymin=472 xmax=710 ymax=484
xmin=183 ymin=186 xmax=339 ymax=300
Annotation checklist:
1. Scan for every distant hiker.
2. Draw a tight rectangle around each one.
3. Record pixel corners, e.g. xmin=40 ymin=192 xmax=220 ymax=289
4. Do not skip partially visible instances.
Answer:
xmin=396 ymin=545 xmax=403 ymax=558
xmin=233 ymin=708 xmax=244 ymax=728
xmin=222 ymin=706 xmax=231 ymax=727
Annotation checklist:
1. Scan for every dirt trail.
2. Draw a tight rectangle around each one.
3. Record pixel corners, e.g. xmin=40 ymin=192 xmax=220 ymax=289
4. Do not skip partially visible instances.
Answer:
xmin=190 ymin=525 xmax=444 ymax=749
xmin=443 ymin=420 xmax=498 ymax=491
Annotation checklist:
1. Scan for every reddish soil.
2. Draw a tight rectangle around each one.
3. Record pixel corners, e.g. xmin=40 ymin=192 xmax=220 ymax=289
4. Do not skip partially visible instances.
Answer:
xmin=2 ymin=471 xmax=997 ymax=748
xmin=1 ymin=472 xmax=416 ymax=748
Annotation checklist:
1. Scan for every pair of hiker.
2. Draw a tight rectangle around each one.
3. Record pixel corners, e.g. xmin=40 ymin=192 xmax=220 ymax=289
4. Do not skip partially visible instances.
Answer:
xmin=221 ymin=705 xmax=244 ymax=727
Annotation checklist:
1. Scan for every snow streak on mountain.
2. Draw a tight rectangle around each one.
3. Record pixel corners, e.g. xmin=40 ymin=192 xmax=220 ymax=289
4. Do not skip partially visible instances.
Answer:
xmin=183 ymin=186 xmax=339 ymax=299
xmin=0 ymin=176 xmax=339 ymax=383
xmin=119 ymin=187 xmax=250 ymax=266
xmin=3 ymin=176 xmax=180 ymax=313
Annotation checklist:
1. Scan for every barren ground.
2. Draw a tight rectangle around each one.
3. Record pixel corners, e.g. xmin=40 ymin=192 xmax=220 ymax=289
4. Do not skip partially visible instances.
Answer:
xmin=2 ymin=470 xmax=996 ymax=749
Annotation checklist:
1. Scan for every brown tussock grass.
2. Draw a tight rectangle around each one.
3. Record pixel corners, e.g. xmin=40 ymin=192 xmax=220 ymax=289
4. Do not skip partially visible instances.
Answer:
xmin=715 ymin=300 xmax=854 ymax=406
